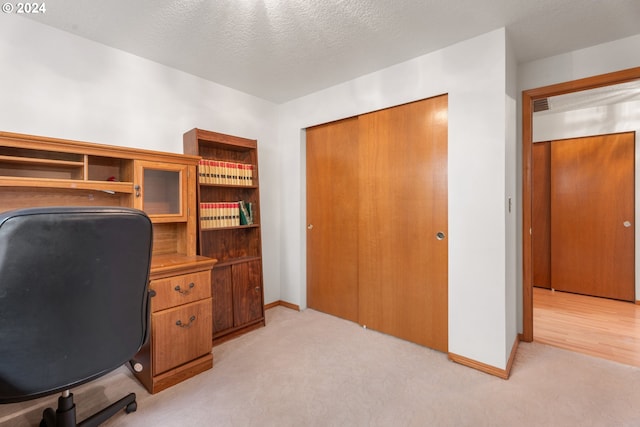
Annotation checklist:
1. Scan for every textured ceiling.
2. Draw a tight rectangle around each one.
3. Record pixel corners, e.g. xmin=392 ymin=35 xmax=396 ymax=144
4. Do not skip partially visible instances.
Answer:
xmin=25 ymin=0 xmax=640 ymax=103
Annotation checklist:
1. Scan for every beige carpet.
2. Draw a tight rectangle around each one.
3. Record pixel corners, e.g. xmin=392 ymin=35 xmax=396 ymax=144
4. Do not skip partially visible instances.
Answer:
xmin=2 ymin=306 xmax=639 ymax=426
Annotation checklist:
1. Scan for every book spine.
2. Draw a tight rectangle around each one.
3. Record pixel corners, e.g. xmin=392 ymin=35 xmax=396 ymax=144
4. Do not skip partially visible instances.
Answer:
xmin=213 ymin=161 xmax=220 ymax=184
xmin=239 ymin=200 xmax=253 ymax=225
xmin=225 ymin=202 xmax=232 ymax=227
xmin=218 ymin=202 xmax=223 ymax=227
xmin=238 ymin=164 xmax=245 ymax=186
xmin=233 ymin=162 xmax=239 ymax=185
xmin=225 ymin=163 xmax=232 ymax=186
xmin=198 ymin=160 xmax=205 ymax=184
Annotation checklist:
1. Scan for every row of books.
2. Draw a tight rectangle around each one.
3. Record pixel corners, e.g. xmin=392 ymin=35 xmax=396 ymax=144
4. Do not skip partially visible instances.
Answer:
xmin=198 ymin=159 xmax=254 ymax=186
xmin=199 ymin=201 xmax=253 ymax=229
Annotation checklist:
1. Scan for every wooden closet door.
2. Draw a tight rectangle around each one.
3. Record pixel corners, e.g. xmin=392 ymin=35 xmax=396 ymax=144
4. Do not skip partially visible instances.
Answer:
xmin=532 ymin=141 xmax=552 ymax=288
xmin=306 ymin=117 xmax=359 ymax=322
xmin=358 ymin=95 xmax=448 ymax=352
xmin=550 ymin=132 xmax=635 ymax=301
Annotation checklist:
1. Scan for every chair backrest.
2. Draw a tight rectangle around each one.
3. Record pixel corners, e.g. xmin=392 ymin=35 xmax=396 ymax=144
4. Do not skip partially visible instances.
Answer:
xmin=0 ymin=207 xmax=153 ymax=403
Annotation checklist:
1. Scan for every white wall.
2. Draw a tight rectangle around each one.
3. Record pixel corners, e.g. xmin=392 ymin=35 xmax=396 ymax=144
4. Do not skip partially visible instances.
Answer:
xmin=519 ymin=34 xmax=640 ymax=92
xmin=518 ymin=33 xmax=640 ymax=331
xmin=0 ymin=16 xmax=282 ymax=305
xmin=534 ymin=102 xmax=640 ymax=299
xmin=505 ymin=34 xmax=518 ymax=362
xmin=278 ymin=29 xmax=516 ymax=369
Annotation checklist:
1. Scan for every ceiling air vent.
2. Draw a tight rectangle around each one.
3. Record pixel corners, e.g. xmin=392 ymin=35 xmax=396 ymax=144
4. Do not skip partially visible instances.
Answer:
xmin=533 ymin=98 xmax=549 ymax=112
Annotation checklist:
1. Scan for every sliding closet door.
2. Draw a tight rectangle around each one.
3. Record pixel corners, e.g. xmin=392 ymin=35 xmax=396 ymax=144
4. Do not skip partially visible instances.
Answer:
xmin=550 ymin=132 xmax=635 ymax=301
xmin=306 ymin=118 xmax=359 ymax=322
xmin=358 ymin=95 xmax=449 ymax=352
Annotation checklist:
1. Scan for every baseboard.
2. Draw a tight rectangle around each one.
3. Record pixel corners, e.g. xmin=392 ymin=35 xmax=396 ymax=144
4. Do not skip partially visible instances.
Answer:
xmin=505 ymin=335 xmax=520 ymax=377
xmin=265 ymin=300 xmax=300 ymax=311
xmin=448 ymin=336 xmax=520 ymax=380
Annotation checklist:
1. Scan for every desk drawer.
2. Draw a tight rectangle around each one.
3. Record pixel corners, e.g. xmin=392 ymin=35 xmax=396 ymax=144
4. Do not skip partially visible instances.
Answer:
xmin=151 ymin=297 xmax=212 ymax=375
xmin=150 ymin=270 xmax=211 ymax=312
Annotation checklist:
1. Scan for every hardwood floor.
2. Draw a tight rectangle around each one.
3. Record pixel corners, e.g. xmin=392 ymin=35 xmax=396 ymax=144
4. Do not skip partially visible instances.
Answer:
xmin=533 ymin=286 xmax=640 ymax=367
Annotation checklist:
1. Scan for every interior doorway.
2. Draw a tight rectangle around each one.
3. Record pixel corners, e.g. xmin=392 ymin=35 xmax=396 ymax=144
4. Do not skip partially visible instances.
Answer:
xmin=522 ymin=66 xmax=640 ymax=342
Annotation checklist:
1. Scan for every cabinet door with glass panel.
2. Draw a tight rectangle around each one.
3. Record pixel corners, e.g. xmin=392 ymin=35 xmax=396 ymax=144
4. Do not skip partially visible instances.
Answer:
xmin=133 ymin=160 xmax=188 ymax=223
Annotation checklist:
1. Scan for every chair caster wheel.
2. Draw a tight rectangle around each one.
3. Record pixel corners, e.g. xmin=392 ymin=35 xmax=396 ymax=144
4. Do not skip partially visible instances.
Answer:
xmin=125 ymin=401 xmax=137 ymax=414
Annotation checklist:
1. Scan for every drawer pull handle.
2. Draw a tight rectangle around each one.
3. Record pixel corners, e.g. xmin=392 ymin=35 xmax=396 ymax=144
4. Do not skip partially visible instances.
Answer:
xmin=176 ymin=315 xmax=196 ymax=328
xmin=174 ymin=282 xmax=195 ymax=295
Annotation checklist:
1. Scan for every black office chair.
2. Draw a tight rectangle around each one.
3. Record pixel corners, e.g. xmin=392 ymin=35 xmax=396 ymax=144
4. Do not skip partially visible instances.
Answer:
xmin=0 ymin=207 xmax=153 ymax=426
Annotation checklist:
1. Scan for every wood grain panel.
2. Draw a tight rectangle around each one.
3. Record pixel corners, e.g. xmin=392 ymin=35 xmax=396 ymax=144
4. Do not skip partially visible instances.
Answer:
xmin=150 ymin=270 xmax=212 ymax=312
xmin=232 ymin=259 xmax=264 ymax=325
xmin=550 ymin=132 xmax=635 ymax=301
xmin=306 ymin=117 xmax=360 ymax=322
xmin=199 ymin=227 xmax=262 ymax=261
xmin=151 ymin=298 xmax=212 ymax=375
xmin=212 ymin=265 xmax=234 ymax=334
xmin=532 ymin=141 xmax=551 ymax=288
xmin=358 ymin=95 xmax=448 ymax=352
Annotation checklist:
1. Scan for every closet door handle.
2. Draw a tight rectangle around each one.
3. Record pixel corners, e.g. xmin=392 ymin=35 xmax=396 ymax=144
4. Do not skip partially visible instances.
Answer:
xmin=435 ymin=231 xmax=446 ymax=240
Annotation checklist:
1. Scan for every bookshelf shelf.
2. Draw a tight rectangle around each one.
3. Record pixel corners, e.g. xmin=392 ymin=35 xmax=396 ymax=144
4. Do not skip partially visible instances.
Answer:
xmin=0 ymin=176 xmax=134 ymax=193
xmin=201 ymin=224 xmax=260 ymax=232
xmin=215 ymin=255 xmax=262 ymax=268
xmin=183 ymin=128 xmax=265 ymax=345
xmin=0 ymin=155 xmax=84 ymax=168
xmin=199 ymin=183 xmax=259 ymax=189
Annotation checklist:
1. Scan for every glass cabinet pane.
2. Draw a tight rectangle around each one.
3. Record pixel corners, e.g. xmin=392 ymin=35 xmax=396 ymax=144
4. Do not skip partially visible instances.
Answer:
xmin=143 ymin=168 xmax=180 ymax=215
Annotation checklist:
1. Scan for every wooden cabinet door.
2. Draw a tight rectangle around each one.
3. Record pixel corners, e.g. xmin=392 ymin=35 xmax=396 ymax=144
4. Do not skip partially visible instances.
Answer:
xmin=133 ymin=160 xmax=188 ymax=223
xmin=550 ymin=132 xmax=635 ymax=301
xmin=306 ymin=117 xmax=360 ymax=322
xmin=212 ymin=265 xmax=234 ymax=335
xmin=358 ymin=95 xmax=449 ymax=352
xmin=212 ymin=261 xmax=263 ymax=337
xmin=152 ymin=298 xmax=212 ymax=375
xmin=232 ymin=260 xmax=264 ymax=326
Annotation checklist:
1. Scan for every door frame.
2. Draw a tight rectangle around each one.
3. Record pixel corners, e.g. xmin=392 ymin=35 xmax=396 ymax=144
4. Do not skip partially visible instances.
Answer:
xmin=521 ymin=66 xmax=640 ymax=342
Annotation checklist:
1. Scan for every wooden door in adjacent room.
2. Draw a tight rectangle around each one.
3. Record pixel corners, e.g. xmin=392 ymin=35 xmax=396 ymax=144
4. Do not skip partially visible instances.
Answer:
xmin=357 ymin=96 xmax=449 ymax=352
xmin=306 ymin=117 xmax=360 ymax=322
xmin=532 ymin=141 xmax=552 ymax=289
xmin=550 ymin=132 xmax=635 ymax=301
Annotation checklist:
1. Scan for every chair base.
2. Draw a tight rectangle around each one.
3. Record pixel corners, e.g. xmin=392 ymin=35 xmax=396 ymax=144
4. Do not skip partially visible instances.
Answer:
xmin=40 ymin=391 xmax=137 ymax=427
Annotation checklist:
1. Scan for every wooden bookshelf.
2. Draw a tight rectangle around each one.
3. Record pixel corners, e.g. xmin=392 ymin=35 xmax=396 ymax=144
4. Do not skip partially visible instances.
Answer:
xmin=183 ymin=128 xmax=265 ymax=344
